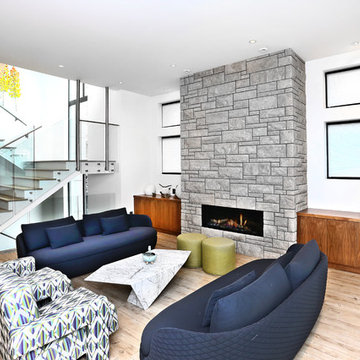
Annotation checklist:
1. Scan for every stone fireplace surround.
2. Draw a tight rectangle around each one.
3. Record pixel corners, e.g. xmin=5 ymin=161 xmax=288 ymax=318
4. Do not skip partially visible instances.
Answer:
xmin=180 ymin=49 xmax=307 ymax=258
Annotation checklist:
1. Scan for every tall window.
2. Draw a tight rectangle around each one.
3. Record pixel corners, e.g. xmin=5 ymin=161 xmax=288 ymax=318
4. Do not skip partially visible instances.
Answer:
xmin=161 ymin=101 xmax=180 ymax=174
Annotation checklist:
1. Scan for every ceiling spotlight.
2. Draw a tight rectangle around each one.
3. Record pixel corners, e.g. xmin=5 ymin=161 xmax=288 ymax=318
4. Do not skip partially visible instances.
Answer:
xmin=170 ymin=64 xmax=177 ymax=68
xmin=58 ymin=64 xmax=64 ymax=68
xmin=352 ymin=41 xmax=359 ymax=46
xmin=258 ymin=47 xmax=268 ymax=53
xmin=119 ymin=81 xmax=123 ymax=85
xmin=183 ymin=69 xmax=191 ymax=74
xmin=249 ymin=40 xmax=257 ymax=44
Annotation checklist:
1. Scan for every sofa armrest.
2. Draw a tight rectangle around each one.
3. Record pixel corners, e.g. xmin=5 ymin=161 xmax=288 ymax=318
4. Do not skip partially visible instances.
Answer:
xmin=0 ymin=256 xmax=35 ymax=277
xmin=128 ymin=214 xmax=153 ymax=228
xmin=16 ymin=233 xmax=28 ymax=258
xmin=9 ymin=287 xmax=118 ymax=359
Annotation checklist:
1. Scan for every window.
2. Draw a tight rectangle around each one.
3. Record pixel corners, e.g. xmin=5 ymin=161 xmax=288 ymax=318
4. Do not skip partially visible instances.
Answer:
xmin=325 ymin=67 xmax=360 ymax=108
xmin=326 ymin=120 xmax=360 ymax=179
xmin=162 ymin=136 xmax=181 ymax=174
xmin=162 ymin=101 xmax=180 ymax=128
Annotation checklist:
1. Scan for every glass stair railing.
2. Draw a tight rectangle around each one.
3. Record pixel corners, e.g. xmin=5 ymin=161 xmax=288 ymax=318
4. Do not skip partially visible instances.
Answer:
xmin=0 ymin=124 xmax=78 ymax=231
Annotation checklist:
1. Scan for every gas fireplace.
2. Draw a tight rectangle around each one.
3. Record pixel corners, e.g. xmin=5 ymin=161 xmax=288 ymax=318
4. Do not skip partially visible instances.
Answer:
xmin=202 ymin=205 xmax=263 ymax=236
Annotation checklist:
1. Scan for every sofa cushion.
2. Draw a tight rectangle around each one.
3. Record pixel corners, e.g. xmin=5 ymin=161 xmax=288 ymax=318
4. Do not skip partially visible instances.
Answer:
xmin=209 ymin=262 xmax=291 ymax=333
xmin=100 ymin=215 xmax=129 ymax=235
xmin=46 ymin=223 xmax=83 ymax=249
xmin=29 ymin=226 xmax=156 ymax=267
xmin=140 ymin=258 xmax=274 ymax=358
xmin=83 ymin=208 xmax=127 ymax=236
xmin=21 ymin=216 xmax=75 ymax=251
xmin=277 ymin=243 xmax=303 ymax=268
xmin=285 ymin=239 xmax=320 ymax=289
xmin=202 ymin=270 xmax=255 ymax=327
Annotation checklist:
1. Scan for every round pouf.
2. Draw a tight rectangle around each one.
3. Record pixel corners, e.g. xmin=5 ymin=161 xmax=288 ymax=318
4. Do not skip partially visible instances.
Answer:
xmin=177 ymin=233 xmax=207 ymax=268
xmin=202 ymin=237 xmax=236 ymax=275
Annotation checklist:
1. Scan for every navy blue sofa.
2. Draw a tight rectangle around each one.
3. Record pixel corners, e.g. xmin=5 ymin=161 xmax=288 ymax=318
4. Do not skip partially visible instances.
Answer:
xmin=140 ymin=242 xmax=327 ymax=360
xmin=16 ymin=209 xmax=157 ymax=278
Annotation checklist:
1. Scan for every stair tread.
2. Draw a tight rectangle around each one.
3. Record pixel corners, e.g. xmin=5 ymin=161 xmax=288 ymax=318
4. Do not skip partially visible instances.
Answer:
xmin=0 ymin=184 xmax=43 ymax=191
xmin=13 ymin=176 xmax=56 ymax=181
xmin=0 ymin=208 xmax=12 ymax=213
xmin=25 ymin=168 xmax=69 ymax=171
xmin=0 ymin=194 xmax=27 ymax=202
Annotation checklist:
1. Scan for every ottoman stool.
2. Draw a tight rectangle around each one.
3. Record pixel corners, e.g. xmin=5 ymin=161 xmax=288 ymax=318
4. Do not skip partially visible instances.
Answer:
xmin=177 ymin=233 xmax=207 ymax=268
xmin=202 ymin=237 xmax=236 ymax=275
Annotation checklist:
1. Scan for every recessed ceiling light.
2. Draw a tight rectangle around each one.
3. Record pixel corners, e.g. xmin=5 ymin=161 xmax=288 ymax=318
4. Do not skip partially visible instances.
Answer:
xmin=170 ymin=64 xmax=177 ymax=68
xmin=352 ymin=41 xmax=359 ymax=46
xmin=58 ymin=64 xmax=64 ymax=68
xmin=119 ymin=81 xmax=123 ymax=85
xmin=258 ymin=47 xmax=268 ymax=53
xmin=249 ymin=40 xmax=257 ymax=44
xmin=183 ymin=69 xmax=191 ymax=74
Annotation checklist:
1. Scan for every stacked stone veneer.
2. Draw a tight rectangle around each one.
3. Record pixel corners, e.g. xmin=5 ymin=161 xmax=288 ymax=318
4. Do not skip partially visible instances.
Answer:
xmin=180 ymin=49 xmax=307 ymax=258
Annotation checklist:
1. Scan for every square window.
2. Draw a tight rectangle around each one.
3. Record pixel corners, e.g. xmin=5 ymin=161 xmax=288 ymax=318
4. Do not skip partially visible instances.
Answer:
xmin=325 ymin=67 xmax=360 ymax=108
xmin=162 ymin=101 xmax=180 ymax=128
xmin=326 ymin=120 xmax=360 ymax=178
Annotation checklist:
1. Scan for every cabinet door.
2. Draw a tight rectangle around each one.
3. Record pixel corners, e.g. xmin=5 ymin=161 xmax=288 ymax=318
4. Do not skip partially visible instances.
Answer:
xmin=134 ymin=198 xmax=157 ymax=227
xmin=327 ymin=220 xmax=360 ymax=267
xmin=297 ymin=216 xmax=328 ymax=254
xmin=156 ymin=200 xmax=181 ymax=234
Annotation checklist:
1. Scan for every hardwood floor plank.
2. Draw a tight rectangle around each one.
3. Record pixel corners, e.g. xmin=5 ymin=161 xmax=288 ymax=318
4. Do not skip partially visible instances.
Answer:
xmin=0 ymin=232 xmax=359 ymax=360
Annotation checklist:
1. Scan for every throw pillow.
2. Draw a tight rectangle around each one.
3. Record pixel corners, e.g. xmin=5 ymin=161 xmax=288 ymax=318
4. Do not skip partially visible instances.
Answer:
xmin=277 ymin=243 xmax=304 ymax=268
xmin=46 ymin=223 xmax=83 ymax=249
xmin=285 ymin=239 xmax=320 ymax=289
xmin=83 ymin=207 xmax=127 ymax=236
xmin=22 ymin=216 xmax=75 ymax=251
xmin=209 ymin=262 xmax=291 ymax=333
xmin=100 ymin=214 xmax=130 ymax=235
xmin=202 ymin=270 xmax=256 ymax=327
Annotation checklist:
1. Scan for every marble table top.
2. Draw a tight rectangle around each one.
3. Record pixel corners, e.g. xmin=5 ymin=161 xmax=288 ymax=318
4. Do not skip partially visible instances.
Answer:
xmin=85 ymin=249 xmax=191 ymax=309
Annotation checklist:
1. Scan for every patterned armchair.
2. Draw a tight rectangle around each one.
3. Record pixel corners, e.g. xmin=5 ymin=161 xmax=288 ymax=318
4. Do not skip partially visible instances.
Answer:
xmin=0 ymin=258 xmax=119 ymax=360
xmin=0 ymin=257 xmax=72 ymax=302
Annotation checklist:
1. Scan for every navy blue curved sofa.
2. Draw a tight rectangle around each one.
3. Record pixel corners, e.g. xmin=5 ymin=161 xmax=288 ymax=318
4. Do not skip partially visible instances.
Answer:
xmin=16 ymin=208 xmax=157 ymax=278
xmin=140 ymin=241 xmax=327 ymax=360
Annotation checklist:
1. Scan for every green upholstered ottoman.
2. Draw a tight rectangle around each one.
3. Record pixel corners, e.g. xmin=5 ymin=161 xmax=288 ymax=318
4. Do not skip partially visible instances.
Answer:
xmin=202 ymin=237 xmax=236 ymax=275
xmin=177 ymin=233 xmax=207 ymax=268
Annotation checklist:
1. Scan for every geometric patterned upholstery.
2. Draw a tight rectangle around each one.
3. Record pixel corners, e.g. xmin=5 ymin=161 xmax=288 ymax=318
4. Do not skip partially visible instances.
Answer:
xmin=0 ymin=257 xmax=73 ymax=302
xmin=0 ymin=258 xmax=119 ymax=360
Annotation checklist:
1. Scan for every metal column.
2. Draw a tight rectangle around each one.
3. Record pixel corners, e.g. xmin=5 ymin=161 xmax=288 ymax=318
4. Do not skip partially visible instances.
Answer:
xmin=75 ymin=80 xmax=81 ymax=171
xmin=105 ymin=87 xmax=110 ymax=171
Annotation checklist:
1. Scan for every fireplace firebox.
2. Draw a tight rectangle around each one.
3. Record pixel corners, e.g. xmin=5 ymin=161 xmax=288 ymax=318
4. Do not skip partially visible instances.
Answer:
xmin=202 ymin=205 xmax=263 ymax=236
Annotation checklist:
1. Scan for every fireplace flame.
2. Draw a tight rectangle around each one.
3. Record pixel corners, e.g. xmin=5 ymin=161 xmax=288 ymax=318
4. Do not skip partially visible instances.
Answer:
xmin=209 ymin=213 xmax=249 ymax=230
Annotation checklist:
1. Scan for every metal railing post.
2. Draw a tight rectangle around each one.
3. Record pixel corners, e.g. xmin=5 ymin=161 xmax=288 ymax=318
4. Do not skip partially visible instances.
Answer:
xmin=75 ymin=80 xmax=81 ymax=171
xmin=105 ymin=87 xmax=110 ymax=171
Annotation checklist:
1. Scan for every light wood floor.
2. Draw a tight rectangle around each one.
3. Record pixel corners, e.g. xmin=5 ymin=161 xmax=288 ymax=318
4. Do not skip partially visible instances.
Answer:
xmin=1 ymin=233 xmax=360 ymax=360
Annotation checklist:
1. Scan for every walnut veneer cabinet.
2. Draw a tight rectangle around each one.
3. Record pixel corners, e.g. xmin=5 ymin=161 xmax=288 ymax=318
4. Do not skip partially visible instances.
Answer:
xmin=297 ymin=208 xmax=360 ymax=274
xmin=134 ymin=194 xmax=181 ymax=235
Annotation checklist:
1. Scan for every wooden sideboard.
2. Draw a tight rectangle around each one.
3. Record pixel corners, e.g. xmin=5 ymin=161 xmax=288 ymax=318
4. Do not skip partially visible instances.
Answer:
xmin=297 ymin=208 xmax=360 ymax=274
xmin=134 ymin=194 xmax=181 ymax=235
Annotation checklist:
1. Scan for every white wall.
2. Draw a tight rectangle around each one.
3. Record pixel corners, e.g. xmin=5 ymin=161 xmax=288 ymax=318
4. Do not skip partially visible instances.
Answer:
xmin=306 ymin=50 xmax=360 ymax=212
xmin=87 ymin=89 xmax=180 ymax=214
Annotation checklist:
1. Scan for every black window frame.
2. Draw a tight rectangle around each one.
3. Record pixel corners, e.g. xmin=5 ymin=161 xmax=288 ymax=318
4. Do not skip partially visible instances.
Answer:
xmin=161 ymin=135 xmax=181 ymax=175
xmin=325 ymin=66 xmax=360 ymax=108
xmin=326 ymin=119 xmax=360 ymax=179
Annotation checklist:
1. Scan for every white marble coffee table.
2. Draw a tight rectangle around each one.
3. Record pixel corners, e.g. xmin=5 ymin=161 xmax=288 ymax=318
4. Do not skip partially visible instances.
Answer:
xmin=84 ymin=249 xmax=190 ymax=310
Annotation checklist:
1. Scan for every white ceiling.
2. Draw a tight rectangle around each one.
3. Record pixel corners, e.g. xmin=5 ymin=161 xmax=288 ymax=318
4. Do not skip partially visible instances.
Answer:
xmin=0 ymin=0 xmax=359 ymax=95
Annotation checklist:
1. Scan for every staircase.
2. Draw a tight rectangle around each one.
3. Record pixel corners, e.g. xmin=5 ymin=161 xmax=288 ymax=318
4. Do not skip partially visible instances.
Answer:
xmin=0 ymin=159 xmax=79 ymax=232
xmin=0 ymin=84 xmax=117 ymax=237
